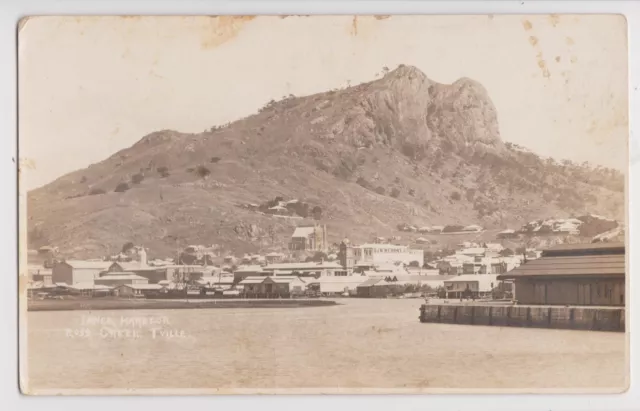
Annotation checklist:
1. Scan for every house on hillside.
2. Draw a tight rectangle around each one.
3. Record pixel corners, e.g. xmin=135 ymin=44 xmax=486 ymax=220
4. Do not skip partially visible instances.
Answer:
xmin=497 ymin=229 xmax=519 ymax=239
xmin=498 ymin=242 xmax=625 ymax=306
xmin=462 ymin=225 xmax=483 ymax=233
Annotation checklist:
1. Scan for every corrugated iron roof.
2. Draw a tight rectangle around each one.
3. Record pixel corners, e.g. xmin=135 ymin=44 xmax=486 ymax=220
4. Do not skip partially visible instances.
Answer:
xmin=543 ymin=242 xmax=625 ymax=252
xmin=95 ymin=274 xmax=148 ymax=281
xmin=63 ymin=260 xmax=112 ymax=269
xmin=117 ymin=284 xmax=164 ymax=290
xmin=498 ymin=253 xmax=625 ymax=279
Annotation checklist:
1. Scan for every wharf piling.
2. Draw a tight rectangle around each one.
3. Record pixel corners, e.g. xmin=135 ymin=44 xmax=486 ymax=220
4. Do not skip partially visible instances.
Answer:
xmin=419 ymin=304 xmax=625 ymax=332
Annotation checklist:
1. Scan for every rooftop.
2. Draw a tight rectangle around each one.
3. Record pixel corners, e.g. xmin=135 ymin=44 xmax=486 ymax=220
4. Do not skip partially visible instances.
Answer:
xmin=62 ymin=260 xmax=112 ymax=270
xmin=264 ymin=262 xmax=342 ymax=270
xmin=543 ymin=242 xmax=625 ymax=252
xmin=354 ymin=244 xmax=407 ymax=249
xmin=95 ymin=274 xmax=148 ymax=281
xmin=234 ymin=265 xmax=265 ymax=273
xmin=292 ymin=226 xmax=316 ymax=238
xmin=71 ymin=282 xmax=112 ymax=291
xmin=498 ymin=254 xmax=625 ymax=279
xmin=117 ymin=284 xmax=165 ymax=290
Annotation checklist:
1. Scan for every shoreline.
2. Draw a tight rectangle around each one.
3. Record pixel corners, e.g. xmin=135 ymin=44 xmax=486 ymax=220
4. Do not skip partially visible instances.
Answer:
xmin=27 ymin=298 xmax=339 ymax=312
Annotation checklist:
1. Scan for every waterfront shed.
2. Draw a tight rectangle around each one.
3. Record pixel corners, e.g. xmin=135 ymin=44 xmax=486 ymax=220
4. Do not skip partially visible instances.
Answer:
xmin=114 ymin=284 xmax=166 ymax=298
xmin=95 ymin=272 xmax=149 ymax=287
xmin=498 ymin=242 xmax=625 ymax=306
xmin=443 ymin=274 xmax=499 ymax=299
xmin=356 ymin=278 xmax=391 ymax=298
xmin=52 ymin=260 xmax=112 ymax=285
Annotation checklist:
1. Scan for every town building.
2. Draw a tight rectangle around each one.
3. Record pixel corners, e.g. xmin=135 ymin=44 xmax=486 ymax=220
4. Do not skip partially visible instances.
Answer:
xmin=233 ymin=265 xmax=266 ymax=283
xmin=238 ymin=276 xmax=307 ymax=297
xmin=306 ymin=275 xmax=368 ymax=295
xmin=105 ymin=261 xmax=167 ymax=284
xmin=265 ymin=252 xmax=286 ymax=264
xmin=95 ymin=272 xmax=149 ymax=287
xmin=68 ymin=283 xmax=112 ymax=297
xmin=289 ymin=224 xmax=328 ymax=252
xmin=338 ymin=239 xmax=355 ymax=271
xmin=223 ymin=256 xmax=237 ymax=265
xmin=443 ymin=274 xmax=500 ymax=299
xmin=196 ymin=274 xmax=235 ymax=290
xmin=52 ymin=260 xmax=112 ymax=285
xmin=497 ymin=229 xmax=519 ymax=239
xmin=114 ymin=284 xmax=166 ymax=298
xmin=28 ymin=265 xmax=53 ymax=286
xmin=351 ymin=243 xmax=424 ymax=267
xmin=356 ymin=278 xmax=392 ymax=298
xmin=262 ymin=261 xmax=347 ymax=278
xmin=497 ymin=242 xmax=625 ymax=306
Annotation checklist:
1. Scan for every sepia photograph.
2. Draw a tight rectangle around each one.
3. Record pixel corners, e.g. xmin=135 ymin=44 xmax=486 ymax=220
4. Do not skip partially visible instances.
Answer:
xmin=18 ymin=14 xmax=628 ymax=394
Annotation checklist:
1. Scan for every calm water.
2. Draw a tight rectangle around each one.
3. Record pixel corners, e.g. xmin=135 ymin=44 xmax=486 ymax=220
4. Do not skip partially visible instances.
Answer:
xmin=25 ymin=299 xmax=626 ymax=392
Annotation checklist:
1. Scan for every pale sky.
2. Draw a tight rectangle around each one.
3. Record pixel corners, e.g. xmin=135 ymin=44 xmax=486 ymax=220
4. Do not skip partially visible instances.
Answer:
xmin=19 ymin=15 xmax=628 ymax=190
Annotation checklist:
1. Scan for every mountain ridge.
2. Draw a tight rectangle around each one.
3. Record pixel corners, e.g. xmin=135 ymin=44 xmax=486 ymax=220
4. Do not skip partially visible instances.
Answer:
xmin=26 ymin=65 xmax=625 ymax=258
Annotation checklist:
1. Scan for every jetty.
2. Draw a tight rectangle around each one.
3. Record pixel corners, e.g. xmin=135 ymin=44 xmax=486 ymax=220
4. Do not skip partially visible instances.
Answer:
xmin=419 ymin=303 xmax=625 ymax=332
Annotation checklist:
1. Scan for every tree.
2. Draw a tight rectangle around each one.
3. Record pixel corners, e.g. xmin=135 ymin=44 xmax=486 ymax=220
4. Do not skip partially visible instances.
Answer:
xmin=306 ymin=252 xmax=328 ymax=262
xmin=131 ymin=173 xmax=144 ymax=184
xmin=409 ymin=261 xmax=420 ymax=268
xmin=157 ymin=166 xmax=170 ymax=178
xmin=121 ymin=242 xmax=135 ymax=254
xmin=499 ymin=248 xmax=515 ymax=257
xmin=114 ymin=182 xmax=130 ymax=193
xmin=195 ymin=165 xmax=211 ymax=178
xmin=312 ymin=205 xmax=323 ymax=220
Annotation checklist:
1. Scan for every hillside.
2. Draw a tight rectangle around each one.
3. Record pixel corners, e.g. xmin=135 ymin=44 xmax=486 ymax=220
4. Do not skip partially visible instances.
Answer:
xmin=26 ymin=65 xmax=625 ymax=259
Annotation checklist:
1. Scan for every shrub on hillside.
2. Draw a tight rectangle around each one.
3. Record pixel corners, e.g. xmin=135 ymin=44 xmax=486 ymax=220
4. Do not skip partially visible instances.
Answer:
xmin=195 ymin=165 xmax=211 ymax=178
xmin=157 ymin=166 xmax=170 ymax=178
xmin=356 ymin=177 xmax=371 ymax=190
xmin=375 ymin=186 xmax=386 ymax=195
xmin=80 ymin=176 xmax=87 ymax=183
xmin=114 ymin=182 xmax=130 ymax=193
xmin=333 ymin=157 xmax=358 ymax=180
xmin=450 ymin=191 xmax=461 ymax=201
xmin=131 ymin=173 xmax=144 ymax=184
xmin=88 ymin=188 xmax=106 ymax=196
xmin=390 ymin=187 xmax=401 ymax=198
xmin=465 ymin=189 xmax=476 ymax=202
xmin=210 ymin=157 xmax=221 ymax=163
